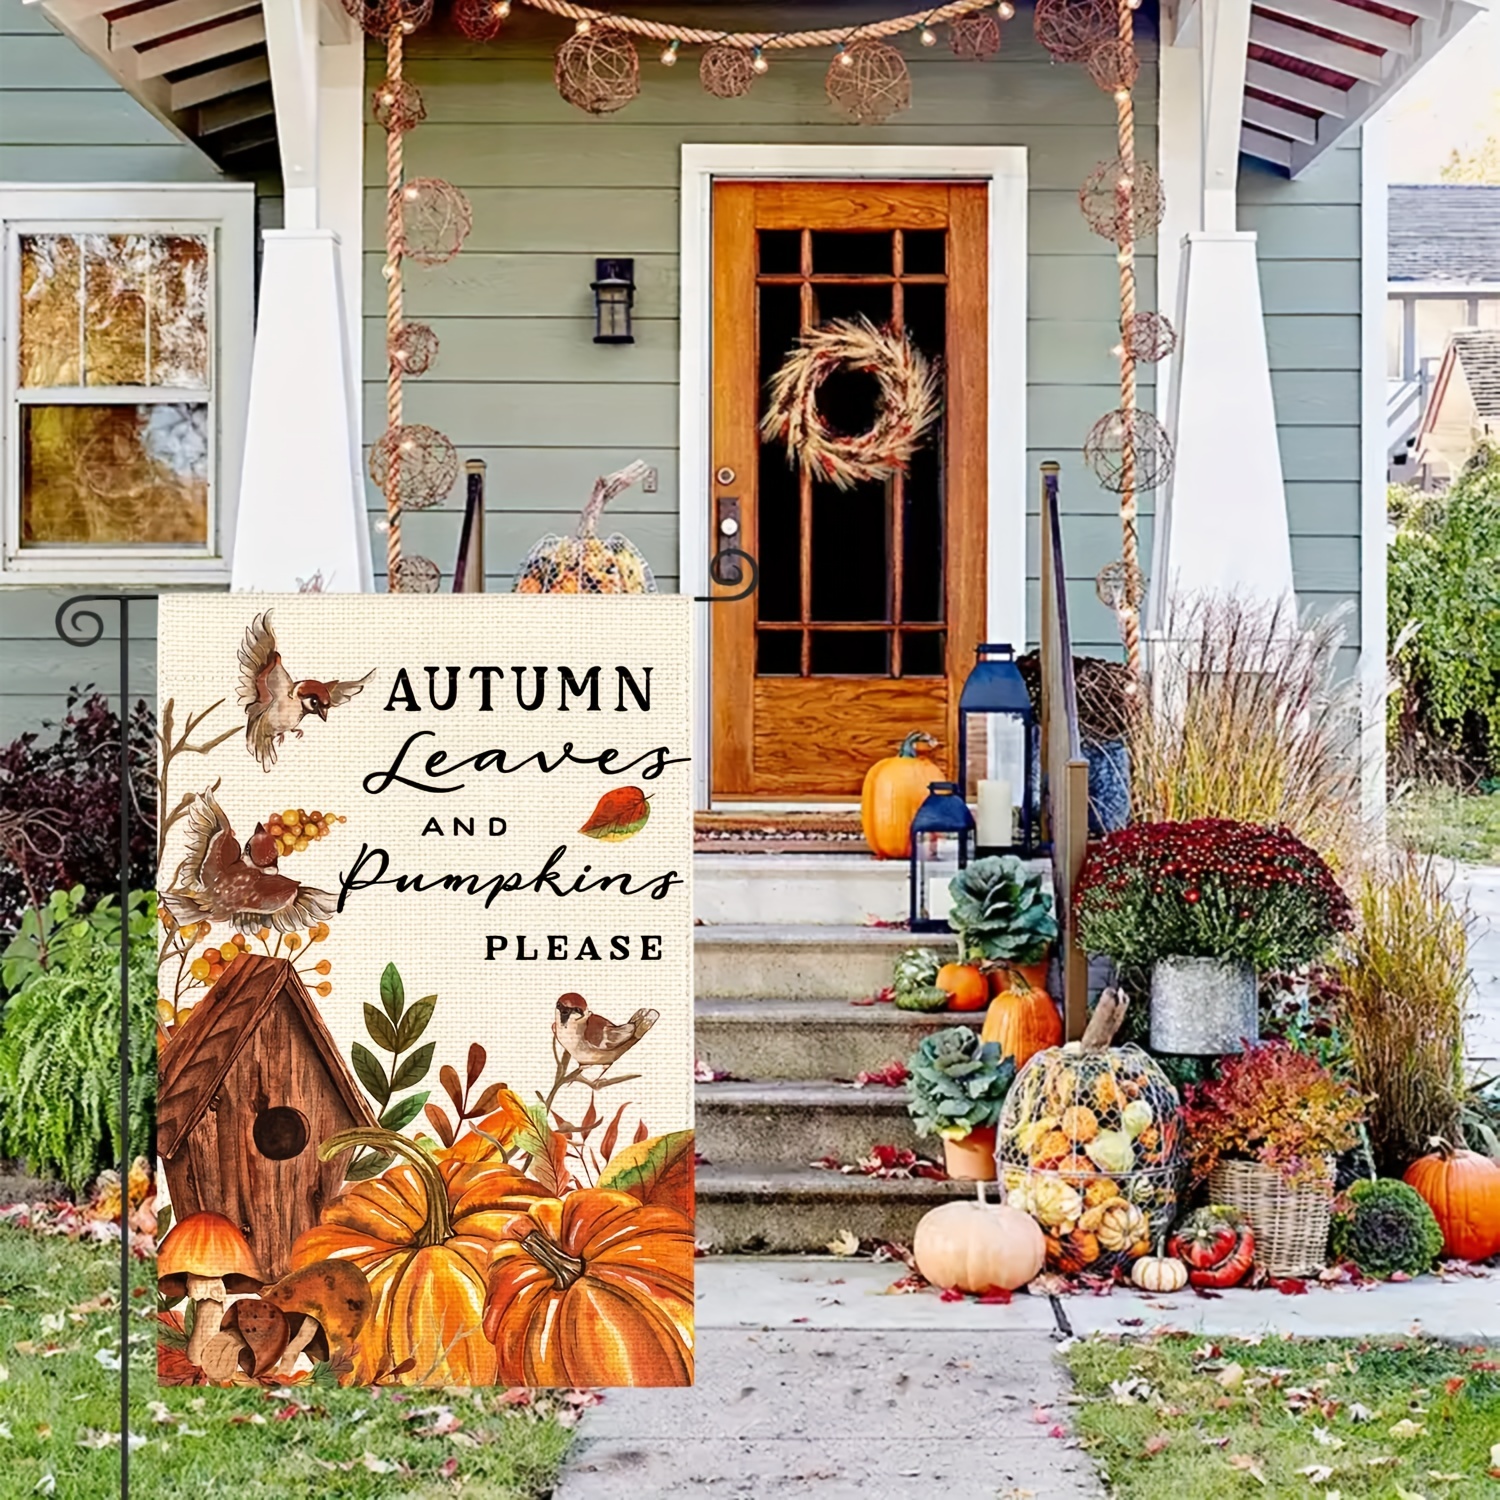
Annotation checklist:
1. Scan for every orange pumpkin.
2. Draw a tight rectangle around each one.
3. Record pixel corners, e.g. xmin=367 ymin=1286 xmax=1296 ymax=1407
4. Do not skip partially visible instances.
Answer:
xmin=291 ymin=1128 xmax=544 ymax=1385
xmin=935 ymin=963 xmax=989 ymax=1012
xmin=483 ymin=1190 xmax=695 ymax=1386
xmin=1060 ymin=1105 xmax=1100 ymax=1144
xmin=1403 ymin=1139 xmax=1500 ymax=1263
xmin=981 ymin=983 xmax=1063 ymax=1069
xmin=988 ymin=959 xmax=1051 ymax=997
xmin=860 ymin=731 xmax=941 ymax=859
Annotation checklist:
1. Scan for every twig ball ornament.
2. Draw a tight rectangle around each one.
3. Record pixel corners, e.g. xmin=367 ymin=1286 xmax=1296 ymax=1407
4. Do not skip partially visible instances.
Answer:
xmin=369 ymin=423 xmax=460 ymax=511
xmin=1080 ymin=156 xmax=1166 ymax=246
xmin=372 ymin=76 xmax=425 ymax=133
xmin=398 ymin=177 xmax=473 ymax=265
xmin=1084 ymin=407 xmax=1175 ymax=494
xmin=1096 ymin=558 xmax=1145 ymax=611
xmin=700 ymin=41 xmax=757 ymax=98
xmin=389 ymin=321 xmax=440 ymax=376
xmin=826 ymin=39 xmax=912 ymax=124
xmin=1121 ymin=311 xmax=1176 ymax=364
xmin=453 ymin=0 xmax=507 ymax=41
xmin=1034 ymin=0 xmax=1114 ymax=62
xmin=340 ymin=0 xmax=432 ymax=36
xmin=1086 ymin=36 xmax=1140 ymax=94
xmin=950 ymin=10 xmax=1003 ymax=59
xmin=555 ymin=26 xmax=640 ymax=115
xmin=391 ymin=554 xmax=443 ymax=593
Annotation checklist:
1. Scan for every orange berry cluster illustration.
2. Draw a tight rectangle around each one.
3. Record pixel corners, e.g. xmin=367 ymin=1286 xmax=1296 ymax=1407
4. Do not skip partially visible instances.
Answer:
xmin=264 ymin=807 xmax=346 ymax=856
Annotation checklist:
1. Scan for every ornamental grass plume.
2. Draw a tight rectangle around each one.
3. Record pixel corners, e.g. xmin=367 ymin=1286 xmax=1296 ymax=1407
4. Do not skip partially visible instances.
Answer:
xmin=1331 ymin=857 xmax=1470 ymax=1176
xmin=1130 ymin=595 xmax=1366 ymax=872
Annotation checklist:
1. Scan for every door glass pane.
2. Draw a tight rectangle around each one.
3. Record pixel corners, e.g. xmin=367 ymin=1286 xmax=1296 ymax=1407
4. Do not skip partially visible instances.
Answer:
xmin=901 ymin=631 xmax=946 ymax=676
xmin=756 ymin=631 xmax=801 ymax=675
xmin=810 ymin=631 xmax=889 ymax=674
xmin=811 ymin=481 xmax=888 ymax=621
xmin=903 ymin=229 xmax=945 ymax=274
xmin=756 ymin=283 xmax=804 ymax=623
xmin=758 ymin=230 xmax=801 ymax=275
xmin=811 ymin=231 xmax=892 ymax=275
xmin=21 ymin=403 xmax=209 ymax=545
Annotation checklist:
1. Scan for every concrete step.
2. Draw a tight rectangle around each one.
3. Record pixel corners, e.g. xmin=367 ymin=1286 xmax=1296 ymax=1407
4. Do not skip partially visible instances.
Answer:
xmin=696 ymin=1078 xmax=925 ymax=1164
xmin=697 ymin=997 xmax=982 ymax=1080
xmin=695 ymin=1162 xmax=960 ymax=1253
xmin=694 ymin=922 xmax=957 ymax=1000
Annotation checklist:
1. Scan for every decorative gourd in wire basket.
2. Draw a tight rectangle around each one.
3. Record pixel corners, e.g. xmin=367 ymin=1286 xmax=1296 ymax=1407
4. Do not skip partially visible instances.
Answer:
xmin=997 ymin=992 xmax=1184 ymax=1275
xmin=512 ymin=460 xmax=658 ymax=594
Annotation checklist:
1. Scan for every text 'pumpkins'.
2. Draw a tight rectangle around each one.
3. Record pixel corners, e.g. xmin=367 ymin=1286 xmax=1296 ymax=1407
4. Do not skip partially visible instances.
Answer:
xmin=861 ymin=732 xmax=941 ymax=859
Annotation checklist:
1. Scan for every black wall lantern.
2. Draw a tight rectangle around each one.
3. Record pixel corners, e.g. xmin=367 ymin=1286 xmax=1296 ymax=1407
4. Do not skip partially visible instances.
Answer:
xmin=908 ymin=781 xmax=974 ymax=932
xmin=957 ymin=642 xmax=1039 ymax=858
xmin=592 ymin=257 xmax=635 ymax=344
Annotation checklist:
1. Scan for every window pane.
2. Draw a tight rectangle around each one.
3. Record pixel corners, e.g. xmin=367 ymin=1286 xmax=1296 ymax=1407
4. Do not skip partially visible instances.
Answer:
xmin=84 ymin=234 xmax=151 ymax=386
xmin=19 ymin=236 xmax=82 ymax=387
xmin=21 ymin=403 xmax=209 ymax=546
xmin=1476 ymin=299 xmax=1500 ymax=331
xmin=1413 ymin=299 xmax=1471 ymax=368
xmin=1387 ymin=299 xmax=1405 ymax=379
xmin=151 ymin=235 xmax=210 ymax=387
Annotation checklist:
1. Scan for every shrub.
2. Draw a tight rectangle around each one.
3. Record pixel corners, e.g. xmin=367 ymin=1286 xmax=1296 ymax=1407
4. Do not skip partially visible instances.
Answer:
xmin=1183 ymin=1041 xmax=1366 ymax=1188
xmin=907 ymin=1027 xmax=1015 ymax=1142
xmin=1388 ymin=445 xmax=1500 ymax=780
xmin=1075 ymin=818 xmax=1353 ymax=971
xmin=1128 ymin=595 xmax=1366 ymax=871
xmin=0 ymin=889 xmax=156 ymax=1191
xmin=1330 ymin=1178 xmax=1445 ymax=1277
xmin=0 ymin=689 xmax=155 ymax=938
xmin=1331 ymin=858 xmax=1469 ymax=1176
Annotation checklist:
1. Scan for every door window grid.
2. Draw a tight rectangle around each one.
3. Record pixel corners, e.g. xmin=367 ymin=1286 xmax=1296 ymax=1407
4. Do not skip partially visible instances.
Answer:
xmin=755 ymin=225 xmax=947 ymax=680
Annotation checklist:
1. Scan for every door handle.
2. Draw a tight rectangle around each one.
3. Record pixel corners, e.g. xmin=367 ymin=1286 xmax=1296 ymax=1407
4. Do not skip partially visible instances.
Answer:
xmin=715 ymin=496 xmax=742 ymax=582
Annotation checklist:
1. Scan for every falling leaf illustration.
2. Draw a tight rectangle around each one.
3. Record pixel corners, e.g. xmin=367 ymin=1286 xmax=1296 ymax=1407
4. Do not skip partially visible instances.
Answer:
xmin=579 ymin=786 xmax=652 ymax=841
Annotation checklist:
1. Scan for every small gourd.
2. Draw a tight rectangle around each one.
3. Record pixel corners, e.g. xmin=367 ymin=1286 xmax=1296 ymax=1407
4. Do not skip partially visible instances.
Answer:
xmin=1084 ymin=1128 xmax=1136 ymax=1176
xmin=1131 ymin=1251 xmax=1189 ymax=1294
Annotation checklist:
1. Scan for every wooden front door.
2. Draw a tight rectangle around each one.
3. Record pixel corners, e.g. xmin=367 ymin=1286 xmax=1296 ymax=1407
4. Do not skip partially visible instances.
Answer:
xmin=710 ymin=180 xmax=988 ymax=801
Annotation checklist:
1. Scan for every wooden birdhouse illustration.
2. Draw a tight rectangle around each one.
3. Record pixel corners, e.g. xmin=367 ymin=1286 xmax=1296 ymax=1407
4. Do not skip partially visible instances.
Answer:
xmin=158 ymin=954 xmax=375 ymax=1281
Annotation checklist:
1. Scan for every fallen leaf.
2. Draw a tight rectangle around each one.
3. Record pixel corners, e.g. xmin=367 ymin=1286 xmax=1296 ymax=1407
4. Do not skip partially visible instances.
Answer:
xmin=32 ymin=1479 xmax=54 ymax=1496
xmin=1296 ymin=1465 xmax=1335 ymax=1484
xmin=440 ymin=1458 xmax=459 ymax=1480
xmin=1388 ymin=1419 xmax=1426 ymax=1440
xmin=578 ymin=787 xmax=652 ymax=841
xmin=1228 ymin=1454 xmax=1267 ymax=1485
xmin=825 ymin=1229 xmax=860 ymax=1257
xmin=1393 ymin=1488 xmax=1427 ymax=1500
xmin=1144 ymin=1434 xmax=1170 ymax=1456
xmin=977 ymin=1287 xmax=1013 ymax=1306
xmin=1426 ymin=1473 xmax=1464 ymax=1482
xmin=1311 ymin=1426 xmax=1345 ymax=1450
xmin=1217 ymin=1362 xmax=1246 ymax=1389
xmin=1348 ymin=1402 xmax=1376 ymax=1422
xmin=361 ymin=1453 xmax=399 ymax=1474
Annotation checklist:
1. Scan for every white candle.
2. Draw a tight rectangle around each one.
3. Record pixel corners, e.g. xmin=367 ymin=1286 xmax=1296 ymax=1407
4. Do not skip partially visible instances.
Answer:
xmin=927 ymin=874 xmax=954 ymax=922
xmin=976 ymin=778 xmax=1013 ymax=847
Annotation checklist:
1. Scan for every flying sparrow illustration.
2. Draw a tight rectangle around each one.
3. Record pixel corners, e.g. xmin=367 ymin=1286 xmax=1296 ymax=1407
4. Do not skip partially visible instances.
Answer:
xmin=164 ymin=789 xmax=337 ymax=935
xmin=552 ymin=992 xmax=659 ymax=1068
xmin=237 ymin=610 xmax=373 ymax=772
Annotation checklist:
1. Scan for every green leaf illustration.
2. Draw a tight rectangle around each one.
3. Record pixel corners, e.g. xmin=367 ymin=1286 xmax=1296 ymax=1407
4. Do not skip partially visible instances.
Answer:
xmin=363 ymin=1003 xmax=399 ymax=1053
xmin=390 ymin=1041 xmax=435 ymax=1093
xmin=343 ymin=1150 xmax=393 ymax=1182
xmin=596 ymin=1128 xmax=694 ymax=1217
xmin=379 ymin=1091 xmax=431 ymax=1132
xmin=379 ymin=962 xmax=405 ymax=1024
xmin=395 ymin=995 xmax=437 ymax=1052
xmin=351 ymin=1042 xmax=390 ymax=1103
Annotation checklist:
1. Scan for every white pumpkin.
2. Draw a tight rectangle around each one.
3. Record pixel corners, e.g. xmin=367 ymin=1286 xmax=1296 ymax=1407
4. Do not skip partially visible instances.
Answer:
xmin=913 ymin=1199 xmax=1046 ymax=1293
xmin=1130 ymin=1253 xmax=1189 ymax=1294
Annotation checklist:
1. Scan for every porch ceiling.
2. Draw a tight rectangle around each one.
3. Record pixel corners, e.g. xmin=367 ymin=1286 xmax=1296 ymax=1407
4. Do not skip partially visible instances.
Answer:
xmin=35 ymin=0 xmax=279 ymax=173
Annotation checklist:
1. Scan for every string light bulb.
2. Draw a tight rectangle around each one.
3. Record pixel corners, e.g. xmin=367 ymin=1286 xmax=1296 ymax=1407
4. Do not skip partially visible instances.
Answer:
xmin=752 ymin=47 xmax=769 ymax=73
xmin=661 ymin=38 xmax=679 ymax=64
xmin=920 ymin=25 xmax=937 ymax=45
xmin=495 ymin=0 xmax=510 ymax=12
xmin=1114 ymin=87 xmax=1130 ymax=101
xmin=997 ymin=1 xmax=1015 ymax=15
xmin=574 ymin=17 xmax=590 ymax=32
xmin=837 ymin=45 xmax=853 ymax=66
xmin=1110 ymin=343 xmax=1125 ymax=358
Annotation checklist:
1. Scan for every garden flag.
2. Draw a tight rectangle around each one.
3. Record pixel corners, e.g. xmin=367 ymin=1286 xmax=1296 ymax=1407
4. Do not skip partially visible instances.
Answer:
xmin=154 ymin=595 xmax=694 ymax=1388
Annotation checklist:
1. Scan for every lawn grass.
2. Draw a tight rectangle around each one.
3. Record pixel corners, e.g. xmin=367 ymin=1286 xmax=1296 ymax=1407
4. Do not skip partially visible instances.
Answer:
xmin=1391 ymin=784 xmax=1500 ymax=865
xmin=1065 ymin=1331 xmax=1500 ymax=1499
xmin=0 ymin=1225 xmax=574 ymax=1498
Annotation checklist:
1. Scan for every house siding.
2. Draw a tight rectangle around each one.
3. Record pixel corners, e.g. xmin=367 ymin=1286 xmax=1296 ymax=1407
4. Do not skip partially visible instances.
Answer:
xmin=360 ymin=10 xmax=1162 ymax=656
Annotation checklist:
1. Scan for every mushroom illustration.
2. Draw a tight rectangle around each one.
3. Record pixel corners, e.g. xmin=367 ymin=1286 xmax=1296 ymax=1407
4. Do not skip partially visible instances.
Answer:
xmin=260 ymin=1259 xmax=371 ymax=1378
xmin=157 ymin=1211 xmax=265 ymax=1369
xmin=222 ymin=1298 xmax=290 ymax=1378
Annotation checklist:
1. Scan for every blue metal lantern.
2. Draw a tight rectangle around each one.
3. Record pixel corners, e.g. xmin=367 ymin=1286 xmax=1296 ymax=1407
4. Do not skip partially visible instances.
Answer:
xmin=908 ymin=781 xmax=974 ymax=933
xmin=957 ymin=642 xmax=1038 ymax=857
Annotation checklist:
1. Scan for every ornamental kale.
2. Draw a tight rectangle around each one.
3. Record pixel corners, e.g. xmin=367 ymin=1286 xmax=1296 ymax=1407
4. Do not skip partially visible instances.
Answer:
xmin=1330 ymin=1178 xmax=1445 ymax=1277
xmin=947 ymin=856 xmax=1057 ymax=966
xmin=1075 ymin=818 xmax=1352 ymax=971
xmin=907 ymin=1026 xmax=1016 ymax=1142
xmin=891 ymin=946 xmax=950 ymax=1012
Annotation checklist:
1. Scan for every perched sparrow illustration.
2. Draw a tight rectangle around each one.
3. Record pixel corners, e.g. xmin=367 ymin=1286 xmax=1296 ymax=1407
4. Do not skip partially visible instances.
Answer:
xmin=237 ymin=610 xmax=372 ymax=772
xmin=164 ymin=789 xmax=337 ymax=935
xmin=552 ymin=992 xmax=659 ymax=1068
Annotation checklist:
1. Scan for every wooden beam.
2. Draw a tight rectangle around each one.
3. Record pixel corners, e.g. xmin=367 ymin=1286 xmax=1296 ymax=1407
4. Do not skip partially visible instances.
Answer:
xmin=263 ymin=0 xmax=320 ymax=225
xmin=197 ymin=86 xmax=274 ymax=132
xmin=135 ymin=12 xmax=266 ymax=78
xmin=1249 ymin=12 xmax=1387 ymax=82
xmin=111 ymin=0 xmax=258 ymax=49
xmin=170 ymin=53 xmax=269 ymax=108
xmin=1241 ymin=122 xmax=1294 ymax=167
xmin=1202 ymin=0 xmax=1253 ymax=231
xmin=1244 ymin=56 xmax=1349 ymax=114
xmin=43 ymin=0 xmax=127 ymax=21
xmin=1243 ymin=93 xmax=1320 ymax=142
xmin=1269 ymin=0 xmax=1413 ymax=54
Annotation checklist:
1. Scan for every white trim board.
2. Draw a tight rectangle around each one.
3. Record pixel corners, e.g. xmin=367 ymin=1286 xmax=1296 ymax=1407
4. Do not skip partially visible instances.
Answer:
xmin=677 ymin=143 xmax=1029 ymax=811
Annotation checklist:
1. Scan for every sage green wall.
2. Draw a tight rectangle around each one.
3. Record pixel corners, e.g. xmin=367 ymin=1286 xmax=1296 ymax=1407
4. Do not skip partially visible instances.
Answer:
xmin=360 ymin=9 xmax=1163 ymax=655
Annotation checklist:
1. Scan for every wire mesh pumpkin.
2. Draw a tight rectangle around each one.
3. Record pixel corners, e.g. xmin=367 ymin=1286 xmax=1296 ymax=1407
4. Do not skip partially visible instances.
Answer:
xmin=997 ymin=1041 xmax=1184 ymax=1275
xmin=511 ymin=461 xmax=658 ymax=595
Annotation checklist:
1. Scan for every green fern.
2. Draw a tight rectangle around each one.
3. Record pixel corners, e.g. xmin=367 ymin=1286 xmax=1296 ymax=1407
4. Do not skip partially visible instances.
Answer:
xmin=0 ymin=893 xmax=155 ymax=1191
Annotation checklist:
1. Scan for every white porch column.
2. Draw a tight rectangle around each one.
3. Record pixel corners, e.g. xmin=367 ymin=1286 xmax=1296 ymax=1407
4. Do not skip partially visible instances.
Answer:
xmin=1148 ymin=0 xmax=1295 ymax=624
xmin=231 ymin=0 xmax=371 ymax=592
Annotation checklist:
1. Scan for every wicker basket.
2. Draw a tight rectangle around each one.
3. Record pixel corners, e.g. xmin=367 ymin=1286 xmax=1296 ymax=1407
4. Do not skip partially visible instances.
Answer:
xmin=1208 ymin=1157 xmax=1334 ymax=1278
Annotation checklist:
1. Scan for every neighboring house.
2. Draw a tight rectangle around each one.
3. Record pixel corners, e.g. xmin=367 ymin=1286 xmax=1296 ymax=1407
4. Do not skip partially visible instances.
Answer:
xmin=1411 ymin=327 xmax=1500 ymax=483
xmin=0 ymin=0 xmax=1486 ymax=802
xmin=1387 ymin=182 xmax=1500 ymax=484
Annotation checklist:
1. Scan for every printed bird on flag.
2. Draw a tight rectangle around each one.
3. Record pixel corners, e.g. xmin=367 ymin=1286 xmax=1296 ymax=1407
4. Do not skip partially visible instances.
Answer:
xmin=237 ymin=610 xmax=372 ymax=772
xmin=552 ymin=992 xmax=659 ymax=1068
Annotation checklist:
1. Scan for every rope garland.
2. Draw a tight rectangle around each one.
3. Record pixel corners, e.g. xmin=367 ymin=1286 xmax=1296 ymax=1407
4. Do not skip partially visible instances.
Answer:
xmin=384 ymin=22 xmax=405 ymax=583
xmin=1113 ymin=0 xmax=1142 ymax=676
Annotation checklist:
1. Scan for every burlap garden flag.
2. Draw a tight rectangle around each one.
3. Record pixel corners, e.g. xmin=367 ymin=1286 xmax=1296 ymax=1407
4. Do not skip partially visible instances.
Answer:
xmin=154 ymin=595 xmax=694 ymax=1388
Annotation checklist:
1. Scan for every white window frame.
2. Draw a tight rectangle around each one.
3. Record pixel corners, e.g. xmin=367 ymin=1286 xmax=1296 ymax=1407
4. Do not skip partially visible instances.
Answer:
xmin=0 ymin=183 xmax=254 ymax=586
